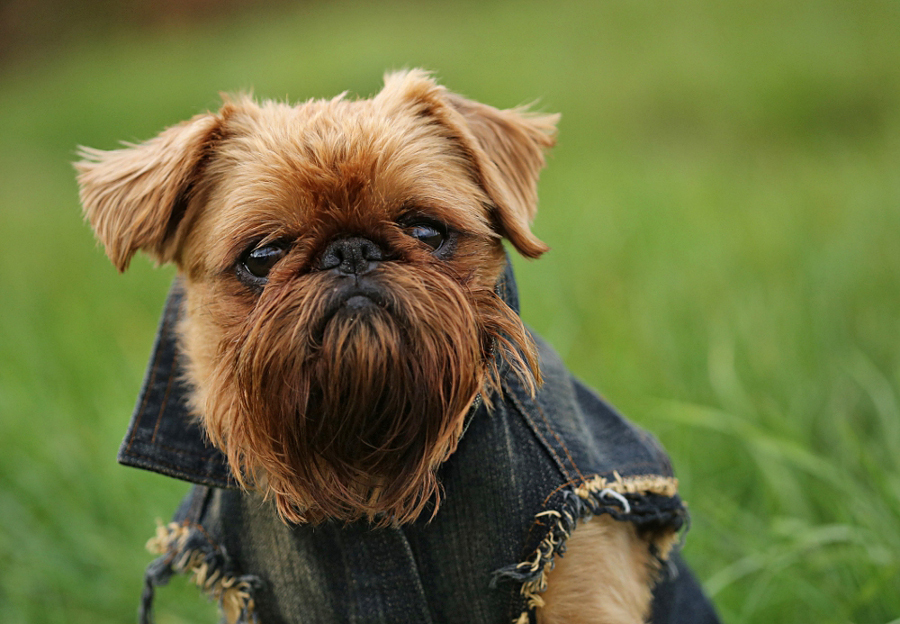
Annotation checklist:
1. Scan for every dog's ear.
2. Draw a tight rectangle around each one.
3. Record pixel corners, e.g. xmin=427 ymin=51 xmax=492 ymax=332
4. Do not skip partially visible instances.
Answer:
xmin=445 ymin=93 xmax=558 ymax=258
xmin=380 ymin=70 xmax=558 ymax=258
xmin=75 ymin=112 xmax=224 ymax=271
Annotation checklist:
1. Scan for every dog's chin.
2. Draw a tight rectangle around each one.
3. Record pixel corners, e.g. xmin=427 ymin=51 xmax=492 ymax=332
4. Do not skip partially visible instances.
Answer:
xmin=203 ymin=265 xmax=499 ymax=525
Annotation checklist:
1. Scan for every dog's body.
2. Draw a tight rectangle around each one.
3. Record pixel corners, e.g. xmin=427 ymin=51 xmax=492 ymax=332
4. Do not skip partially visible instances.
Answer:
xmin=77 ymin=71 xmax=718 ymax=624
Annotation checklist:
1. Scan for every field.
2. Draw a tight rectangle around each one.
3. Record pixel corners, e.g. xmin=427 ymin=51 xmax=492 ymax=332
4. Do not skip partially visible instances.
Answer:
xmin=1 ymin=1 xmax=898 ymax=622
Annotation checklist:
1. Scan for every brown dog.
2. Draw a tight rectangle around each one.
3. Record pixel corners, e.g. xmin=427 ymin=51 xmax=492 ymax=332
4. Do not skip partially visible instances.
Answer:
xmin=76 ymin=71 xmax=706 ymax=624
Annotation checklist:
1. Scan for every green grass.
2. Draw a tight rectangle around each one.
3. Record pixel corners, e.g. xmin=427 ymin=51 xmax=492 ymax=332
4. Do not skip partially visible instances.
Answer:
xmin=1 ymin=0 xmax=898 ymax=622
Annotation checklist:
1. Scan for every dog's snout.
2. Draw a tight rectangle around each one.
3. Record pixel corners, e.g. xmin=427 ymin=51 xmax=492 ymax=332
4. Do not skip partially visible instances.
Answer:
xmin=318 ymin=236 xmax=384 ymax=275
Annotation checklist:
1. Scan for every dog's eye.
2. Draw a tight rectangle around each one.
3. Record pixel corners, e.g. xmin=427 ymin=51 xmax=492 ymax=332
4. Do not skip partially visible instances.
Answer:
xmin=404 ymin=223 xmax=445 ymax=251
xmin=241 ymin=243 xmax=288 ymax=279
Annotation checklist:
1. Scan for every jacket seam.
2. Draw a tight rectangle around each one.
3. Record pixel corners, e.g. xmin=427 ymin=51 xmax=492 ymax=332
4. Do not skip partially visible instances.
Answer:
xmin=505 ymin=389 xmax=575 ymax=483
xmin=151 ymin=347 xmax=179 ymax=443
xmin=505 ymin=386 xmax=585 ymax=484
xmin=123 ymin=449 xmax=233 ymax=487
xmin=128 ymin=311 xmax=169 ymax=451
xmin=533 ymin=401 xmax=586 ymax=483
xmin=125 ymin=439 xmax=215 ymax=458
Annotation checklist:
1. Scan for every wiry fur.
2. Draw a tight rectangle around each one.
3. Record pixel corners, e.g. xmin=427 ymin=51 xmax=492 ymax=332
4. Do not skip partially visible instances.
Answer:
xmin=76 ymin=70 xmax=659 ymax=622
xmin=76 ymin=70 xmax=554 ymax=525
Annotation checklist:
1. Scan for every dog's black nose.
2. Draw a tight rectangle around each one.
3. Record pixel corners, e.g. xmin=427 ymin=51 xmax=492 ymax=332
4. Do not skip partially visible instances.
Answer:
xmin=318 ymin=236 xmax=384 ymax=275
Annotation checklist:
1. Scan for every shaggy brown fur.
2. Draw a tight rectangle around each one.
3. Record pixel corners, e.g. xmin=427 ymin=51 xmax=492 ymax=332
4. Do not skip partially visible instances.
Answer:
xmin=77 ymin=70 xmax=553 ymax=525
xmin=538 ymin=516 xmax=655 ymax=624
xmin=76 ymin=70 xmax=657 ymax=622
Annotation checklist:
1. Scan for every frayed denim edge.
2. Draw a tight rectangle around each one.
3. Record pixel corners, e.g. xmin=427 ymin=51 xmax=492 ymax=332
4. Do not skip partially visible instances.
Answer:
xmin=492 ymin=473 xmax=685 ymax=624
xmin=140 ymin=521 xmax=263 ymax=624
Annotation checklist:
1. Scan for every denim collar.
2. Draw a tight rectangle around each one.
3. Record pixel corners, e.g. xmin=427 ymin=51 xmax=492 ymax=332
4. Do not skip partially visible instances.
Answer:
xmin=117 ymin=258 xmax=521 ymax=488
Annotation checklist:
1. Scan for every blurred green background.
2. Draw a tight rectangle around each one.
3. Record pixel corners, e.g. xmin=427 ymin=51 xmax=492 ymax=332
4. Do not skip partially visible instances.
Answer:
xmin=1 ymin=0 xmax=899 ymax=622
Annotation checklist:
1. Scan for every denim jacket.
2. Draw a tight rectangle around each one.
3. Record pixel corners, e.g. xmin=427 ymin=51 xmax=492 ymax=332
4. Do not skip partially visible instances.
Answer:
xmin=121 ymin=261 xmax=720 ymax=624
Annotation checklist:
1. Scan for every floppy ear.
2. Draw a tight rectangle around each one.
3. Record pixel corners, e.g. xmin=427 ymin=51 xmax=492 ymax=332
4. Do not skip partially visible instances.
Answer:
xmin=75 ymin=112 xmax=223 ymax=271
xmin=445 ymin=93 xmax=558 ymax=258
xmin=379 ymin=70 xmax=558 ymax=258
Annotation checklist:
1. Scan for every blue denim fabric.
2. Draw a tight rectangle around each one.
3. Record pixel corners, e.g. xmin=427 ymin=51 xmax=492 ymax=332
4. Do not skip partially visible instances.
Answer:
xmin=124 ymin=261 xmax=720 ymax=624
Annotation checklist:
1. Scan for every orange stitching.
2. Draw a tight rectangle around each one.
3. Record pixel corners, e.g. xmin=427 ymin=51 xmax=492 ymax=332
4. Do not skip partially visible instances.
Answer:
xmin=540 ymin=476 xmax=589 ymax=507
xmin=534 ymin=401 xmax=585 ymax=483
xmin=505 ymin=390 xmax=573 ymax=482
xmin=184 ymin=520 xmax=221 ymax=550
xmin=127 ymin=315 xmax=169 ymax=450
xmin=518 ymin=515 xmax=551 ymax=561
xmin=151 ymin=346 xmax=179 ymax=443
xmin=506 ymin=385 xmax=585 ymax=484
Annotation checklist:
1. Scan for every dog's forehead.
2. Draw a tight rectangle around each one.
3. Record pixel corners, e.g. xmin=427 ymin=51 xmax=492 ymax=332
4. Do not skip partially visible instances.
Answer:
xmin=216 ymin=97 xmax=484 ymax=207
xmin=214 ymin=96 xmax=474 ymax=195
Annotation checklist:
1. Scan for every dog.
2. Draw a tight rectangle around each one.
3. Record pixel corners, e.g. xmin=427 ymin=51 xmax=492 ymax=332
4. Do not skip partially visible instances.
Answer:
xmin=76 ymin=70 xmax=718 ymax=624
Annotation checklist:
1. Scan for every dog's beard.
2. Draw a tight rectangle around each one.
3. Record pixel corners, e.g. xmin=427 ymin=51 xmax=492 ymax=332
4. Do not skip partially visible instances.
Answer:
xmin=203 ymin=261 xmax=533 ymax=525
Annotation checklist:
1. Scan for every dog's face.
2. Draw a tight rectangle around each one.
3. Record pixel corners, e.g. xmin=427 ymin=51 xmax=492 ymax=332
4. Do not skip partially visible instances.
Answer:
xmin=77 ymin=71 xmax=557 ymax=524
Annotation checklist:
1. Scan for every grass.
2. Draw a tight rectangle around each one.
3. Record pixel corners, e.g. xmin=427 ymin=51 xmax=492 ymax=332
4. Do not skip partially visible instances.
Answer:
xmin=1 ymin=0 xmax=898 ymax=622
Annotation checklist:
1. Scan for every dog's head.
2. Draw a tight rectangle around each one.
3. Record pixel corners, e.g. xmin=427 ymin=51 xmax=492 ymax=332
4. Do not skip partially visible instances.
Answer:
xmin=77 ymin=70 xmax=558 ymax=524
